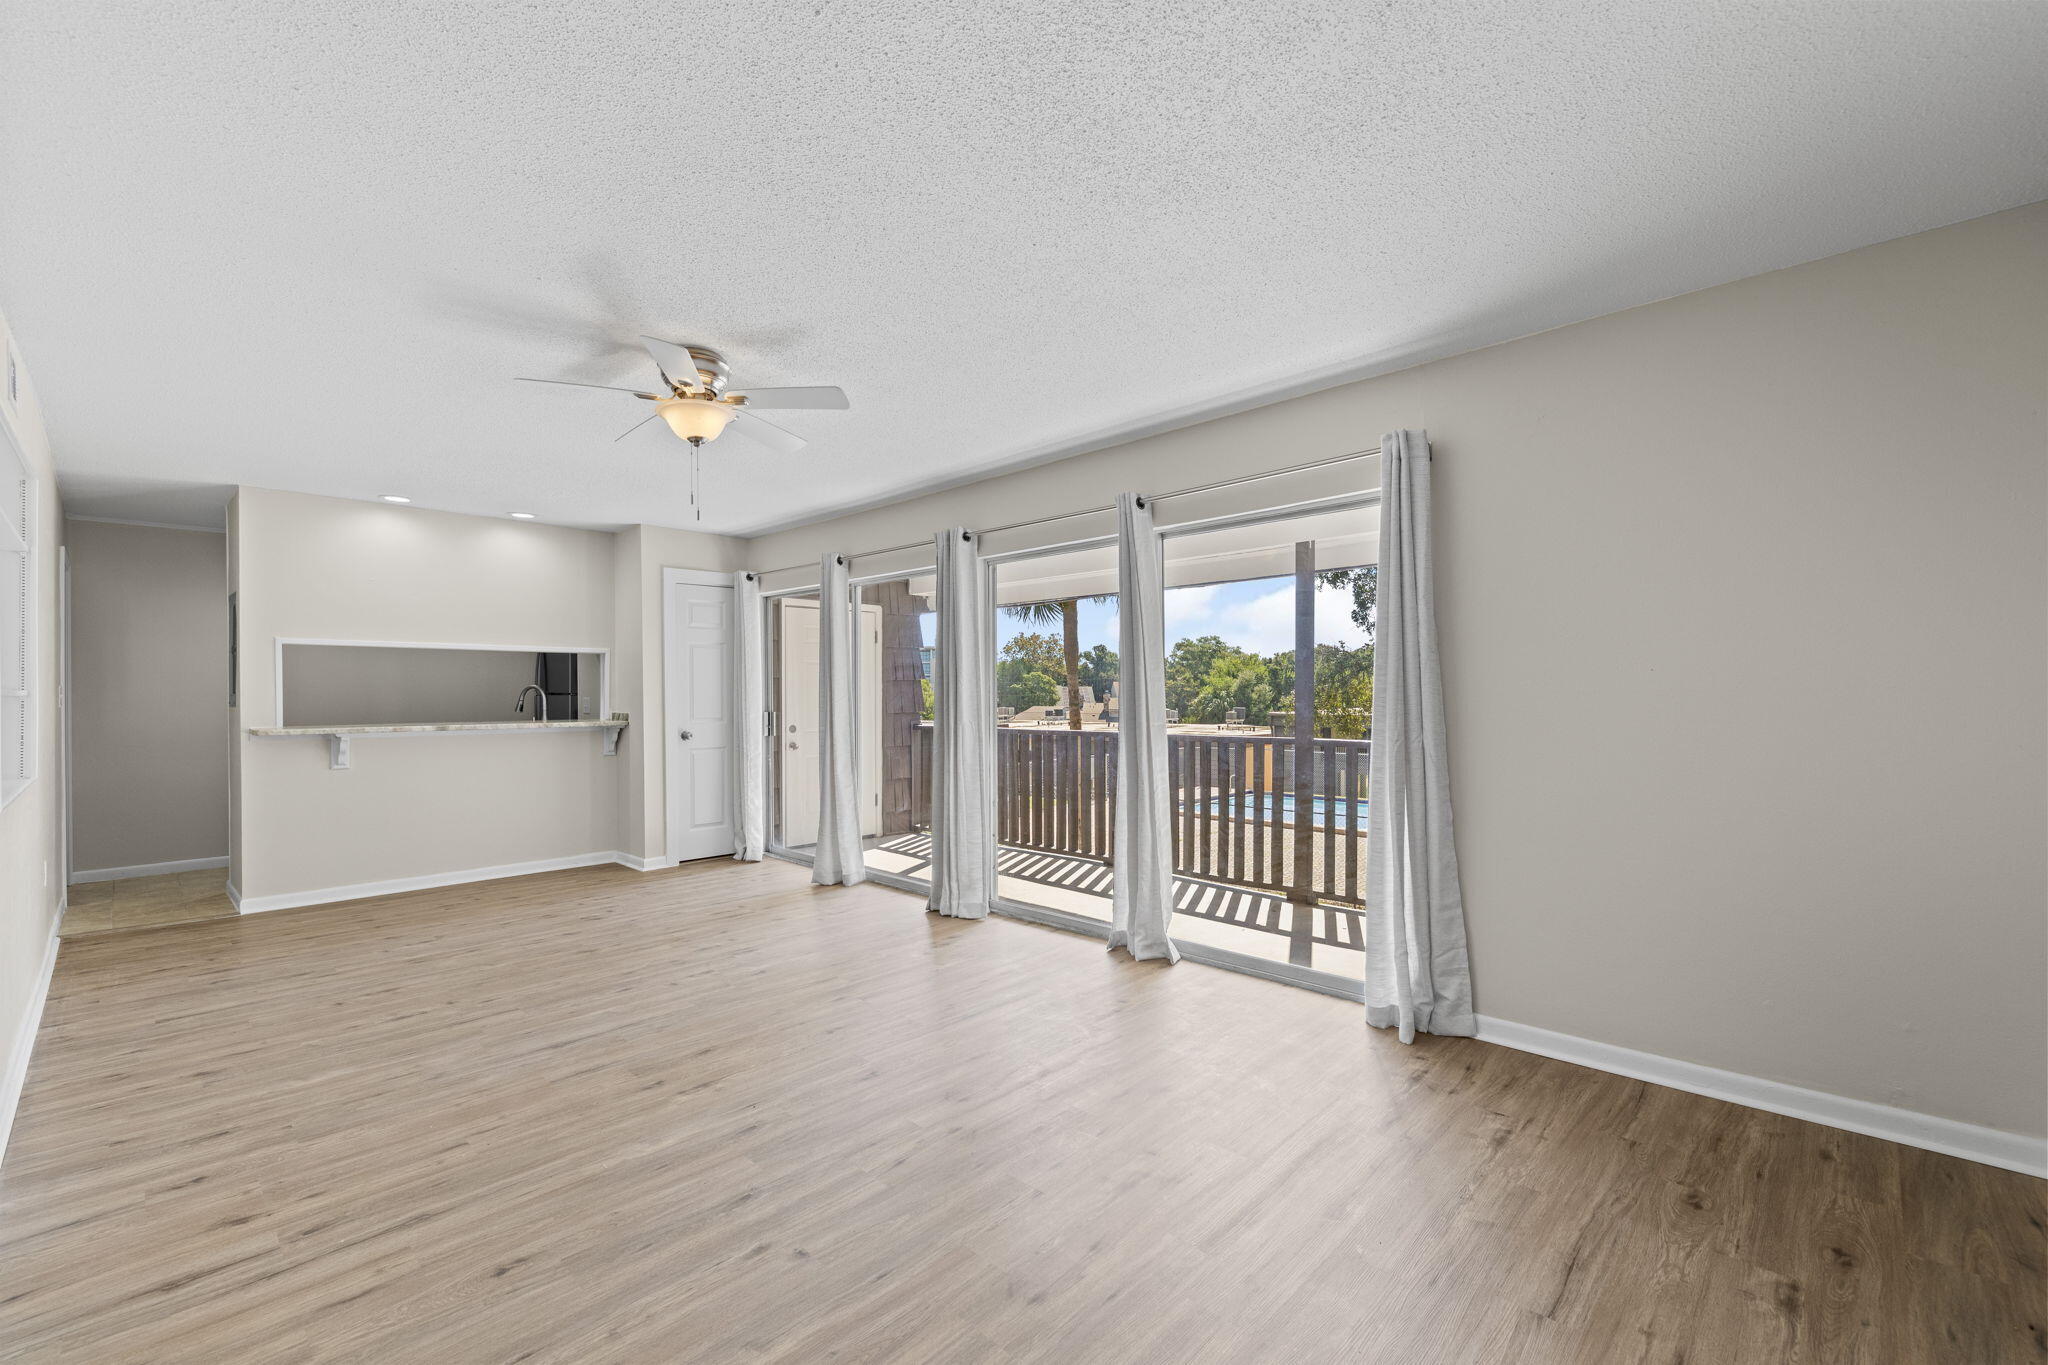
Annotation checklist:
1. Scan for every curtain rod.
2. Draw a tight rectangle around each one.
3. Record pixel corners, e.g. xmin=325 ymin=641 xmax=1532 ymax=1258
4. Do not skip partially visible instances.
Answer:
xmin=754 ymin=445 xmax=1380 ymax=579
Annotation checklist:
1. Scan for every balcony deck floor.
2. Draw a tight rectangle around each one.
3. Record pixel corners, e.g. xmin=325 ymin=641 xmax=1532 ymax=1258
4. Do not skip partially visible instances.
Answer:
xmin=864 ymin=833 xmax=1367 ymax=980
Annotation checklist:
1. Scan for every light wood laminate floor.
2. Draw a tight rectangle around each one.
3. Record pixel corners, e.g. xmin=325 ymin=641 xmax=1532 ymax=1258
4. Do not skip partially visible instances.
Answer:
xmin=1 ymin=859 xmax=2040 ymax=1363
xmin=59 ymin=869 xmax=236 ymax=937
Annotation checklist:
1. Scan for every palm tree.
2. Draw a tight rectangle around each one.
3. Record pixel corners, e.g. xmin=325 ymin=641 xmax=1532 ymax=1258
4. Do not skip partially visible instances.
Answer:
xmin=1002 ymin=597 xmax=1110 ymax=729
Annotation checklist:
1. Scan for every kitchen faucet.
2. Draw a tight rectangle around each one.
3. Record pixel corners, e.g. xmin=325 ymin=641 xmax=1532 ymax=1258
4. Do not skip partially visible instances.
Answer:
xmin=514 ymin=684 xmax=548 ymax=722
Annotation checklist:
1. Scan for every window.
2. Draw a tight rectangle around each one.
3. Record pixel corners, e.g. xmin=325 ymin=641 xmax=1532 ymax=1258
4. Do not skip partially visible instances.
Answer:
xmin=1 ymin=424 xmax=34 ymax=808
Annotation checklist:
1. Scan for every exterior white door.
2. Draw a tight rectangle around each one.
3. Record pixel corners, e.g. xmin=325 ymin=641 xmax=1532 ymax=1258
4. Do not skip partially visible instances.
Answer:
xmin=778 ymin=599 xmax=822 ymax=847
xmin=665 ymin=576 xmax=734 ymax=863
xmin=775 ymin=598 xmax=883 ymax=850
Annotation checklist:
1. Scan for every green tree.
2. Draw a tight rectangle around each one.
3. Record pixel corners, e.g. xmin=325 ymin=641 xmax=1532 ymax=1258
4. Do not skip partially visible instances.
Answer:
xmin=1190 ymin=653 xmax=1280 ymax=726
xmin=1263 ymin=648 xmax=1295 ymax=699
xmin=995 ymin=659 xmax=1060 ymax=711
xmin=1002 ymin=598 xmax=1114 ymax=728
xmin=1312 ymin=641 xmax=1373 ymax=739
xmin=1260 ymin=643 xmax=1372 ymax=737
xmin=1164 ymin=635 xmax=1241 ymax=715
xmin=1001 ymin=631 xmax=1063 ymax=676
xmin=1077 ymin=643 xmax=1118 ymax=701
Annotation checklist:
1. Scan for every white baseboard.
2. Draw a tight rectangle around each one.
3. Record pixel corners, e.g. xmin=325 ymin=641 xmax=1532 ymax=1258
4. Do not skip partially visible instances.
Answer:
xmin=1475 ymin=1014 xmax=2047 ymax=1178
xmin=225 ymin=879 xmax=241 ymax=911
xmin=613 ymin=853 xmax=672 ymax=872
xmin=0 ymin=924 xmax=62 ymax=1173
xmin=234 ymin=851 xmax=635 ymax=914
xmin=69 ymin=855 xmax=230 ymax=885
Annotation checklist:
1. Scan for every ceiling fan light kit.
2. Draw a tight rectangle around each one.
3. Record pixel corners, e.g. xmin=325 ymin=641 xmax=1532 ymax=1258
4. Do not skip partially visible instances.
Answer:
xmin=655 ymin=398 xmax=737 ymax=444
xmin=516 ymin=338 xmax=849 ymax=522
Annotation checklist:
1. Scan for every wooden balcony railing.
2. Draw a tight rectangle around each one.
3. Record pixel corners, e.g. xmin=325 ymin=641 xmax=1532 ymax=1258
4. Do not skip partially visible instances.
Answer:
xmin=909 ymin=725 xmax=1369 ymax=906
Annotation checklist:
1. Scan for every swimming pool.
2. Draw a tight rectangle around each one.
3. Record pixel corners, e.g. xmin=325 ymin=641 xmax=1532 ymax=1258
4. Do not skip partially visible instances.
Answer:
xmin=1191 ymin=793 xmax=1367 ymax=828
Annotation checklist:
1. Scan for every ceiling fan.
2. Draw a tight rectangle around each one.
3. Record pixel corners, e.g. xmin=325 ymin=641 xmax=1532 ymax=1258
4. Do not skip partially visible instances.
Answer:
xmin=518 ymin=337 xmax=849 ymax=518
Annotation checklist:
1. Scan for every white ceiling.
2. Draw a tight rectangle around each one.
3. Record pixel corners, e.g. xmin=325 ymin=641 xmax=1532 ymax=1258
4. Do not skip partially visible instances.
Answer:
xmin=4 ymin=3 xmax=2044 ymax=535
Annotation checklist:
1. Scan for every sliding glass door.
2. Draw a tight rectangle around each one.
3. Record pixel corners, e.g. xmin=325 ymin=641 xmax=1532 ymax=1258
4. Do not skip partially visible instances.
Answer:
xmin=1157 ymin=501 xmax=1376 ymax=979
xmin=988 ymin=540 xmax=1121 ymax=923
xmin=856 ymin=571 xmax=937 ymax=886
xmin=756 ymin=490 xmax=1377 ymax=995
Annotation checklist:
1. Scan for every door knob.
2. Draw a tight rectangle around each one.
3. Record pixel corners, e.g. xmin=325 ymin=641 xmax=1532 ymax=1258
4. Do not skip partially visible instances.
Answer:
xmin=678 ymin=730 xmax=693 ymax=740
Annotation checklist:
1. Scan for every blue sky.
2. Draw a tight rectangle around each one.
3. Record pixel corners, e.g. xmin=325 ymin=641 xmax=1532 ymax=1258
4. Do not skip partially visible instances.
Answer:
xmin=989 ymin=575 xmax=1369 ymax=658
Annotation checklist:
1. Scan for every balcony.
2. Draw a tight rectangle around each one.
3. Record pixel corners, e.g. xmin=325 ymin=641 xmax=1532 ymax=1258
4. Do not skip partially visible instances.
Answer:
xmin=875 ymin=723 xmax=1369 ymax=977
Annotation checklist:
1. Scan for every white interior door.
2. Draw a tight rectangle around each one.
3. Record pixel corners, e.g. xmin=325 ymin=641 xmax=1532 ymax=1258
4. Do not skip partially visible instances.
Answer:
xmin=665 ymin=576 xmax=734 ymax=863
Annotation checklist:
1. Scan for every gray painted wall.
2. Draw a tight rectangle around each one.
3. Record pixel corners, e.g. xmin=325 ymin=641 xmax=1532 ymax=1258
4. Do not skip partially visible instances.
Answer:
xmin=744 ymin=205 xmax=2048 ymax=1140
xmin=65 ymin=518 xmax=228 ymax=874
xmin=230 ymin=489 xmax=620 ymax=901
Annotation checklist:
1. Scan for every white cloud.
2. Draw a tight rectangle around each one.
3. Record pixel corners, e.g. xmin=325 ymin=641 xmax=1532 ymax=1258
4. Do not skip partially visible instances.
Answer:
xmin=1314 ymin=582 xmax=1370 ymax=650
xmin=1162 ymin=582 xmax=1224 ymax=641
xmin=1170 ymin=581 xmax=1367 ymax=655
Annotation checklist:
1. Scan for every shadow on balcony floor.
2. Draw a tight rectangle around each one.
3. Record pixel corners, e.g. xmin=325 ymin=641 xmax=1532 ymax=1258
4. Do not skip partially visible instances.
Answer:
xmin=865 ymin=833 xmax=1365 ymax=979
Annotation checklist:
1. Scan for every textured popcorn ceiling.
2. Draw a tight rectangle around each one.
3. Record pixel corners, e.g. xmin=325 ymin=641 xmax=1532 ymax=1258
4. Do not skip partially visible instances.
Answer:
xmin=3 ymin=2 xmax=2045 ymax=534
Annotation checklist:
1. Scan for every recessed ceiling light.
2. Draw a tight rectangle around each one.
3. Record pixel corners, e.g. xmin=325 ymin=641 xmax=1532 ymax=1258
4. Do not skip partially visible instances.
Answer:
xmin=380 ymin=494 xmax=411 ymax=504
xmin=509 ymin=512 xmax=536 ymax=520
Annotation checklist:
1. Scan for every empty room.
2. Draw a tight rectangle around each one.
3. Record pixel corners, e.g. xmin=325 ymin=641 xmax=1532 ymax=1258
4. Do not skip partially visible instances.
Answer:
xmin=1 ymin=3 xmax=2043 ymax=1361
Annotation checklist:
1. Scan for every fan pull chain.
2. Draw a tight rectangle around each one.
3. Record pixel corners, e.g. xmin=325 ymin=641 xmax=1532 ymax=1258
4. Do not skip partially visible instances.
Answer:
xmin=691 ymin=444 xmax=702 ymax=520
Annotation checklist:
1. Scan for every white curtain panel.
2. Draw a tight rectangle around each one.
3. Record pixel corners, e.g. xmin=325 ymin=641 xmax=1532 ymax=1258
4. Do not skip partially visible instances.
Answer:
xmin=731 ymin=570 xmax=766 ymax=862
xmin=1365 ymin=430 xmax=1476 ymax=1040
xmin=926 ymin=529 xmax=996 ymax=919
xmin=811 ymin=554 xmax=867 ymax=887
xmin=1107 ymin=492 xmax=1180 ymax=963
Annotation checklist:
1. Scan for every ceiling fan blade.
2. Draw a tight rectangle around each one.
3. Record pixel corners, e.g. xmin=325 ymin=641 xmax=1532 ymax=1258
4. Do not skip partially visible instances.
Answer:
xmin=735 ymin=386 xmax=849 ymax=411
xmin=614 ymin=413 xmax=660 ymax=443
xmin=517 ymin=377 xmax=661 ymax=400
xmin=640 ymin=336 xmax=707 ymax=390
xmin=727 ymin=407 xmax=807 ymax=456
